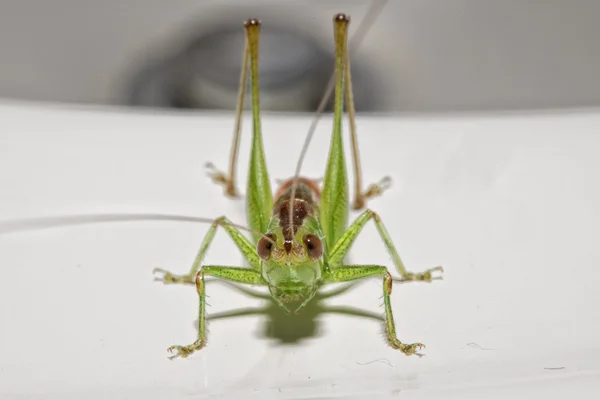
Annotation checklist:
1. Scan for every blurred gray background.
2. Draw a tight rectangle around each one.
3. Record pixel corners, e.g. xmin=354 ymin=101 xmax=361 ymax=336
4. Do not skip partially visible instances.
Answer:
xmin=1 ymin=0 xmax=599 ymax=112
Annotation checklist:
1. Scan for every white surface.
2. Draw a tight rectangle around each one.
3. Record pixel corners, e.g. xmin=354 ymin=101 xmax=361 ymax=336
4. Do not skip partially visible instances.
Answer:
xmin=0 ymin=102 xmax=599 ymax=399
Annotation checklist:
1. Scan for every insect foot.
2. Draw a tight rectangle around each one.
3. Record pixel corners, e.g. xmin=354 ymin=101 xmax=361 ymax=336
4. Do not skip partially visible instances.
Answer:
xmin=399 ymin=342 xmax=426 ymax=357
xmin=153 ymin=268 xmax=194 ymax=284
xmin=354 ymin=176 xmax=393 ymax=210
xmin=204 ymin=162 xmax=239 ymax=198
xmin=403 ymin=266 xmax=444 ymax=282
xmin=167 ymin=339 xmax=205 ymax=359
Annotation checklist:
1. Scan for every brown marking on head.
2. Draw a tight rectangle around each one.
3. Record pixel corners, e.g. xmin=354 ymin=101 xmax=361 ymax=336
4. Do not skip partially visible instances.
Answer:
xmin=278 ymin=199 xmax=313 ymax=255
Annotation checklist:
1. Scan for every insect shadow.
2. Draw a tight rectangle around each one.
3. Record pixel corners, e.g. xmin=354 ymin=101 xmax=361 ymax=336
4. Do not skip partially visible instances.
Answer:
xmin=194 ymin=279 xmax=388 ymax=345
xmin=172 ymin=278 xmax=384 ymax=344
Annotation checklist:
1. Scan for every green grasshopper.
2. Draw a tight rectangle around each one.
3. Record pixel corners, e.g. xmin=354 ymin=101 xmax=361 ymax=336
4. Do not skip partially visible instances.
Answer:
xmin=153 ymin=12 xmax=443 ymax=358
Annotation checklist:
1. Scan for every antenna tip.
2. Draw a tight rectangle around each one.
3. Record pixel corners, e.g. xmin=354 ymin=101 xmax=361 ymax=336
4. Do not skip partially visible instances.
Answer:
xmin=244 ymin=18 xmax=261 ymax=28
xmin=333 ymin=13 xmax=350 ymax=23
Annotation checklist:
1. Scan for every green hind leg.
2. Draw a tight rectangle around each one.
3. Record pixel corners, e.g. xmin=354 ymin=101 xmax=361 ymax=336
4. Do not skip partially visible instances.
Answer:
xmin=328 ymin=209 xmax=443 ymax=281
xmin=323 ymin=265 xmax=424 ymax=356
xmin=204 ymin=19 xmax=272 ymax=245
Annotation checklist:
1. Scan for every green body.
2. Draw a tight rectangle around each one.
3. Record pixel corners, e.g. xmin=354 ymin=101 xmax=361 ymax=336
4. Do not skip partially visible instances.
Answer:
xmin=154 ymin=14 xmax=442 ymax=358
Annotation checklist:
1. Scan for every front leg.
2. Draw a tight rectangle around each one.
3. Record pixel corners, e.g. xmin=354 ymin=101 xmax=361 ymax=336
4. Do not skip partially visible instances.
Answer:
xmin=153 ymin=216 xmax=260 ymax=285
xmin=328 ymin=209 xmax=443 ymax=282
xmin=323 ymin=266 xmax=424 ymax=356
xmin=167 ymin=266 xmax=266 ymax=359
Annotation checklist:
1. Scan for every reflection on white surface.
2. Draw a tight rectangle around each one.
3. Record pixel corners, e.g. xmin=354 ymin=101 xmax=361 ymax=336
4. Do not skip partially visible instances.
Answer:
xmin=0 ymin=102 xmax=599 ymax=399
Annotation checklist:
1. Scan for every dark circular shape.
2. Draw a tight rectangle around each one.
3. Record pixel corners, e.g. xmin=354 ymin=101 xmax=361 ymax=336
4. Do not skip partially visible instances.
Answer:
xmin=125 ymin=12 xmax=383 ymax=111
xmin=257 ymin=234 xmax=275 ymax=260
xmin=182 ymin=25 xmax=326 ymax=90
xmin=303 ymin=234 xmax=323 ymax=260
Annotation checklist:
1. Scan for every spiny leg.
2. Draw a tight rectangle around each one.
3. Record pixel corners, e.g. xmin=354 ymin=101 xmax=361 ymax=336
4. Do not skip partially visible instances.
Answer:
xmin=153 ymin=216 xmax=260 ymax=285
xmin=205 ymin=23 xmax=250 ymax=198
xmin=328 ymin=209 xmax=443 ymax=281
xmin=168 ymin=266 xmax=266 ymax=358
xmin=342 ymin=15 xmax=391 ymax=210
xmin=323 ymin=265 xmax=425 ymax=356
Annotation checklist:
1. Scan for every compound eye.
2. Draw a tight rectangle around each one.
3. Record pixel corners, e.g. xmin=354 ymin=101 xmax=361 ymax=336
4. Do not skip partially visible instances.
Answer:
xmin=257 ymin=234 xmax=275 ymax=260
xmin=303 ymin=234 xmax=323 ymax=260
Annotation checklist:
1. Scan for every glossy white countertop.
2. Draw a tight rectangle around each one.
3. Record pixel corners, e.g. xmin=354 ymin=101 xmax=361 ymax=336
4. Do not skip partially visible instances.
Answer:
xmin=0 ymin=102 xmax=599 ymax=399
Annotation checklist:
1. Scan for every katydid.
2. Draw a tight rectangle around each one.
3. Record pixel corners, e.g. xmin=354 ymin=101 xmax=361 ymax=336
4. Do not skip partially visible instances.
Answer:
xmin=153 ymin=12 xmax=443 ymax=358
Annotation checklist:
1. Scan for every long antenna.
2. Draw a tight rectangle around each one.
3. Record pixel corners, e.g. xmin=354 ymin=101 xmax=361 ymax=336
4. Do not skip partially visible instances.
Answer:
xmin=0 ymin=213 xmax=274 ymax=244
xmin=288 ymin=0 xmax=389 ymax=234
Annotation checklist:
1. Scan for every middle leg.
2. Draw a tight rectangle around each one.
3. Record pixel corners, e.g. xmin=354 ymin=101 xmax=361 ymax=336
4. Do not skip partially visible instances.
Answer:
xmin=153 ymin=216 xmax=260 ymax=285
xmin=328 ymin=209 xmax=443 ymax=281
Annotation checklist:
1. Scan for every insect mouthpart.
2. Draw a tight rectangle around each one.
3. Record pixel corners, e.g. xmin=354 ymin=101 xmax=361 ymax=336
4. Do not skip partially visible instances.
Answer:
xmin=270 ymin=284 xmax=318 ymax=310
